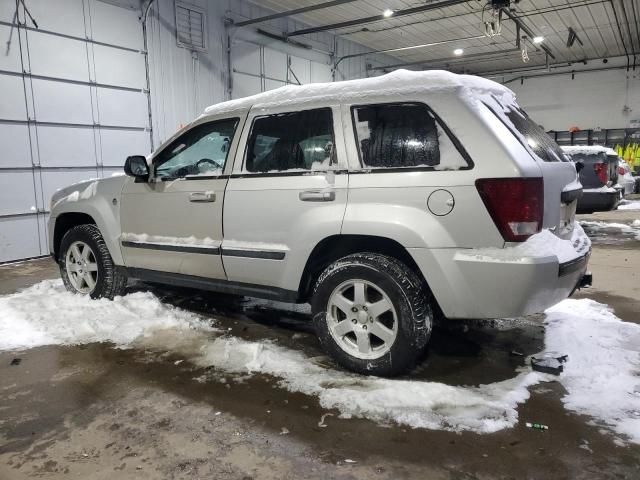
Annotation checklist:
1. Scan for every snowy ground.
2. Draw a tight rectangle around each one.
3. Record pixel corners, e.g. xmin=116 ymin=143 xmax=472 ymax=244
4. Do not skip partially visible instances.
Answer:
xmin=579 ymin=219 xmax=640 ymax=243
xmin=617 ymin=199 xmax=640 ymax=211
xmin=1 ymin=280 xmax=639 ymax=445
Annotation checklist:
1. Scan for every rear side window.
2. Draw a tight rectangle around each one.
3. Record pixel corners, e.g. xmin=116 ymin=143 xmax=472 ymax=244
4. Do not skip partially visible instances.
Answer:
xmin=245 ymin=108 xmax=334 ymax=173
xmin=485 ymin=100 xmax=567 ymax=163
xmin=351 ymin=103 xmax=469 ymax=170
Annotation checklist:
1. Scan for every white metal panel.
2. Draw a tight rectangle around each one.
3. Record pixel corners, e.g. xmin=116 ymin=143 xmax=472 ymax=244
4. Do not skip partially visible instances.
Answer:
xmin=93 ymin=45 xmax=147 ymax=88
xmin=40 ymin=169 xmax=99 ymax=208
xmin=36 ymin=126 xmax=97 ymax=167
xmin=0 ymin=26 xmax=22 ymax=72
xmin=96 ymin=88 xmax=148 ymax=127
xmin=88 ymin=0 xmax=143 ymax=50
xmin=310 ymin=61 xmax=332 ymax=83
xmin=232 ymin=42 xmax=261 ymax=75
xmin=0 ymin=172 xmax=37 ymax=215
xmin=31 ymin=79 xmax=93 ymax=124
xmin=26 ymin=32 xmax=89 ymax=81
xmin=232 ymin=72 xmax=261 ymax=99
xmin=99 ymin=129 xmax=151 ymax=166
xmin=263 ymin=47 xmax=287 ymax=81
xmin=27 ymin=0 xmax=87 ymax=38
xmin=0 ymin=75 xmax=27 ymax=120
xmin=0 ymin=124 xmax=32 ymax=168
xmin=288 ymin=55 xmax=310 ymax=84
xmin=264 ymin=78 xmax=285 ymax=92
xmin=0 ymin=217 xmax=42 ymax=263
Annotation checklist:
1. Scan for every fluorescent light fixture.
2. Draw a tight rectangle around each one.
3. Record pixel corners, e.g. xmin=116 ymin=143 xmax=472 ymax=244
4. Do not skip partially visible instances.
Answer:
xmin=533 ymin=36 xmax=544 ymax=44
xmin=453 ymin=48 xmax=464 ymax=55
xmin=382 ymin=8 xmax=394 ymax=17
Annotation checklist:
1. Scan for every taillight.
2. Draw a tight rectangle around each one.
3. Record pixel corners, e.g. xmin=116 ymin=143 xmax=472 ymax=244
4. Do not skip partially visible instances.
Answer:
xmin=593 ymin=162 xmax=608 ymax=184
xmin=476 ymin=178 xmax=544 ymax=242
xmin=618 ymin=166 xmax=625 ymax=175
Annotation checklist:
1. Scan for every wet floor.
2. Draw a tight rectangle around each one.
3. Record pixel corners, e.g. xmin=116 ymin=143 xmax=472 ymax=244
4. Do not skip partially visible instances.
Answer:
xmin=2 ymin=224 xmax=640 ymax=478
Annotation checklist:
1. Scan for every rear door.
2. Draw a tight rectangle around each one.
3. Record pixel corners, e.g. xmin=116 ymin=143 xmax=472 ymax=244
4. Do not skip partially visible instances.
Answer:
xmin=120 ymin=117 xmax=241 ymax=278
xmin=222 ymin=105 xmax=348 ymax=295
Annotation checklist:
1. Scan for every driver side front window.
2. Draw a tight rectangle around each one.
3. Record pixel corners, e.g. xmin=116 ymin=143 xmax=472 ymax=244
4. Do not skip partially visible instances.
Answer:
xmin=154 ymin=119 xmax=238 ymax=179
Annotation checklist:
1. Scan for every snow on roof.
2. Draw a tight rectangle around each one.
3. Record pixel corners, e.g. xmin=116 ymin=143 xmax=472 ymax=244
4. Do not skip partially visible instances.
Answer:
xmin=203 ymin=69 xmax=515 ymax=117
xmin=561 ymin=145 xmax=617 ymax=156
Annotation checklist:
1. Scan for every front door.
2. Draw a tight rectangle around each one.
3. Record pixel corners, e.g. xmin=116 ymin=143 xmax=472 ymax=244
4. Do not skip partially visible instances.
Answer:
xmin=120 ymin=117 xmax=241 ymax=279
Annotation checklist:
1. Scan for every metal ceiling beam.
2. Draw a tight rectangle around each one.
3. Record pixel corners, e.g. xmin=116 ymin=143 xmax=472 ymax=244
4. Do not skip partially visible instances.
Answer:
xmin=287 ymin=0 xmax=470 ymax=37
xmin=501 ymin=8 xmax=556 ymax=60
xmin=368 ymin=48 xmax=525 ymax=71
xmin=232 ymin=0 xmax=359 ymax=27
xmin=334 ymin=34 xmax=487 ymax=69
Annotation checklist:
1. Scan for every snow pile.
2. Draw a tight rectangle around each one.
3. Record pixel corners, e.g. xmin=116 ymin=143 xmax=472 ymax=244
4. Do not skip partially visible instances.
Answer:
xmin=618 ymin=200 xmax=640 ymax=211
xmin=546 ymin=299 xmax=640 ymax=443
xmin=460 ymin=223 xmax=590 ymax=264
xmin=2 ymin=281 xmax=640 ymax=442
xmin=583 ymin=185 xmax=618 ymax=193
xmin=192 ymin=336 xmax=539 ymax=433
xmin=0 ymin=280 xmax=211 ymax=350
xmin=561 ymin=145 xmax=617 ymax=156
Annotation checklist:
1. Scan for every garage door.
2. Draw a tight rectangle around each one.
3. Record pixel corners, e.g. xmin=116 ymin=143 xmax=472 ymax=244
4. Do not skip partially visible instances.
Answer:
xmin=0 ymin=0 xmax=151 ymax=263
xmin=231 ymin=42 xmax=332 ymax=100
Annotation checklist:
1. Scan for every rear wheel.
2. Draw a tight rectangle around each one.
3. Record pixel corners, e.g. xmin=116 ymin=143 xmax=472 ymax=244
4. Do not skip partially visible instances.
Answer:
xmin=59 ymin=224 xmax=127 ymax=299
xmin=311 ymin=253 xmax=433 ymax=376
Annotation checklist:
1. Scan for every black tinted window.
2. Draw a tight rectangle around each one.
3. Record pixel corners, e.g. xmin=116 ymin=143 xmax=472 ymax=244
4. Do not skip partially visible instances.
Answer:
xmin=245 ymin=109 xmax=334 ymax=172
xmin=352 ymin=104 xmax=441 ymax=168
xmin=486 ymin=101 xmax=567 ymax=163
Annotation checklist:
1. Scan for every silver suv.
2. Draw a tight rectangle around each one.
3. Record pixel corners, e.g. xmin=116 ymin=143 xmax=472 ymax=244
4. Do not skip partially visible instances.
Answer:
xmin=48 ymin=70 xmax=591 ymax=376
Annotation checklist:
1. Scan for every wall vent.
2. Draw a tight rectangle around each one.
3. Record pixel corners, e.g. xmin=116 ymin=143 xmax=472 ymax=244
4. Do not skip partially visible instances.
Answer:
xmin=175 ymin=2 xmax=206 ymax=51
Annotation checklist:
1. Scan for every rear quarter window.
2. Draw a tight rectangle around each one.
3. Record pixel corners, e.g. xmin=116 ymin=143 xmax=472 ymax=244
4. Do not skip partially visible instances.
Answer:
xmin=484 ymin=98 xmax=567 ymax=163
xmin=351 ymin=103 xmax=471 ymax=171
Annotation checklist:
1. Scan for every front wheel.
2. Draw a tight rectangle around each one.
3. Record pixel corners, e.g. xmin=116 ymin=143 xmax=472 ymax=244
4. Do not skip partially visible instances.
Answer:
xmin=311 ymin=253 xmax=433 ymax=376
xmin=59 ymin=224 xmax=127 ymax=299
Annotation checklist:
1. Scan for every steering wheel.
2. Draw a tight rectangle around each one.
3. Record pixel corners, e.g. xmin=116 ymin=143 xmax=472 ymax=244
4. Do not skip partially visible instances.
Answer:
xmin=195 ymin=158 xmax=222 ymax=173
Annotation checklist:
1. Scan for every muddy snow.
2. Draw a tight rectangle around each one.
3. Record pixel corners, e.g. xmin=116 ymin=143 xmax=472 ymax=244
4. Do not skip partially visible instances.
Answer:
xmin=1 ymin=280 xmax=639 ymax=443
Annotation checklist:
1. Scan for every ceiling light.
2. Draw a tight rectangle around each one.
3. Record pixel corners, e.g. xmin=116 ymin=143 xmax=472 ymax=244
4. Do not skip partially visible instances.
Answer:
xmin=382 ymin=8 xmax=394 ymax=17
xmin=533 ymin=36 xmax=544 ymax=44
xmin=453 ymin=48 xmax=464 ymax=55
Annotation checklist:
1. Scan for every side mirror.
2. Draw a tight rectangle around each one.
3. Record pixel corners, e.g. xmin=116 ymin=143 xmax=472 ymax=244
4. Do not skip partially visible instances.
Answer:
xmin=124 ymin=155 xmax=149 ymax=180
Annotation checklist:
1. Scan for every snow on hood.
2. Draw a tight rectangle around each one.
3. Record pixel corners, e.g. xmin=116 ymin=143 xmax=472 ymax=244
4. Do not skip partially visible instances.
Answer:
xmin=202 ymin=69 xmax=515 ymax=117
xmin=2 ymin=280 xmax=640 ymax=443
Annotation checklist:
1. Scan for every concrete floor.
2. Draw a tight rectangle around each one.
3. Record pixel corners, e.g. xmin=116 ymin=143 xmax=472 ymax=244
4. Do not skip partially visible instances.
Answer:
xmin=1 ymin=209 xmax=640 ymax=479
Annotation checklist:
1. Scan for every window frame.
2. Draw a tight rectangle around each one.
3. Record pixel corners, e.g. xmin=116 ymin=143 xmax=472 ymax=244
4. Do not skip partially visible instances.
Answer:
xmin=240 ymin=107 xmax=339 ymax=176
xmin=349 ymin=101 xmax=473 ymax=172
xmin=152 ymin=117 xmax=240 ymax=181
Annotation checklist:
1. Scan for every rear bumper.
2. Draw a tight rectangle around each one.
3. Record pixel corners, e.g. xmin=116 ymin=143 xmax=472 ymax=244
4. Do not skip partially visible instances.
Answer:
xmin=577 ymin=190 xmax=619 ymax=213
xmin=408 ymin=228 xmax=592 ymax=320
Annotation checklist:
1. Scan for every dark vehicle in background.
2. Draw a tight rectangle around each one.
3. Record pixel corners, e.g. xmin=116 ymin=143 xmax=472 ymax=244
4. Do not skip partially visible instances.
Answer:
xmin=562 ymin=146 xmax=620 ymax=213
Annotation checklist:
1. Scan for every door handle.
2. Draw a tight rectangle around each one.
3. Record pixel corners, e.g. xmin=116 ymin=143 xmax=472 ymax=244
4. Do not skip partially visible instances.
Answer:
xmin=299 ymin=190 xmax=335 ymax=202
xmin=189 ymin=191 xmax=216 ymax=202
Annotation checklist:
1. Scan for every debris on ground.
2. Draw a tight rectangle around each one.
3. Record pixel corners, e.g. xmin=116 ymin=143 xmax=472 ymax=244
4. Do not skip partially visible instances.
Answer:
xmin=344 ymin=459 xmax=357 ymax=464
xmin=531 ymin=351 xmax=568 ymax=375
xmin=174 ymin=359 xmax=184 ymax=365
xmin=509 ymin=350 xmax=523 ymax=357
xmin=318 ymin=413 xmax=334 ymax=428
xmin=280 ymin=427 xmax=290 ymax=435
xmin=10 ymin=357 xmax=21 ymax=366
xmin=526 ymin=422 xmax=549 ymax=431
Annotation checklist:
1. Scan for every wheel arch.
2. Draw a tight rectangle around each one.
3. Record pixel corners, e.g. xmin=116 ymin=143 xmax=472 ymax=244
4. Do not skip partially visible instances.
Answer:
xmin=53 ymin=212 xmax=96 ymax=260
xmin=298 ymin=234 xmax=434 ymax=304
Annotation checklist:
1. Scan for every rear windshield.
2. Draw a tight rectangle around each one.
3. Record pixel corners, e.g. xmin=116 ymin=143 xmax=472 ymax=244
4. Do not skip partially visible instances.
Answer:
xmin=484 ymin=100 xmax=567 ymax=163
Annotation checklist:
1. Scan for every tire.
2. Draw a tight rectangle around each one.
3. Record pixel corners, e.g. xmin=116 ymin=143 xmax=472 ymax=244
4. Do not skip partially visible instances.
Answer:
xmin=59 ymin=224 xmax=127 ymax=299
xmin=311 ymin=253 xmax=433 ymax=377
